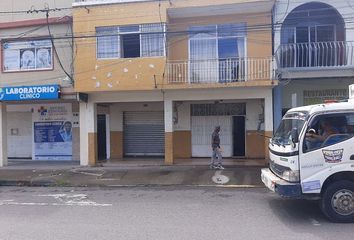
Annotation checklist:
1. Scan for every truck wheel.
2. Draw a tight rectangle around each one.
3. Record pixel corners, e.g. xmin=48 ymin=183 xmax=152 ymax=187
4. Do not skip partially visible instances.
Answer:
xmin=321 ymin=180 xmax=354 ymax=223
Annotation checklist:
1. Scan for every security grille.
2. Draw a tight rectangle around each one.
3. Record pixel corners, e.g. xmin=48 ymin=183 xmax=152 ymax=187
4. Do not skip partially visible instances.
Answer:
xmin=191 ymin=103 xmax=246 ymax=116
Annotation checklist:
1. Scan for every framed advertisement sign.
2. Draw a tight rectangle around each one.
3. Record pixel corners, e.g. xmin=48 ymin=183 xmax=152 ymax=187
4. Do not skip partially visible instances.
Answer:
xmin=32 ymin=103 xmax=73 ymax=161
xmin=2 ymin=39 xmax=53 ymax=72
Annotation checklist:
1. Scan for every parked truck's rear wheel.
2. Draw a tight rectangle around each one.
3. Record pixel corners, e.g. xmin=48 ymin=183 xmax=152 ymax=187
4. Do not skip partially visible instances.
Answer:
xmin=321 ymin=180 xmax=354 ymax=223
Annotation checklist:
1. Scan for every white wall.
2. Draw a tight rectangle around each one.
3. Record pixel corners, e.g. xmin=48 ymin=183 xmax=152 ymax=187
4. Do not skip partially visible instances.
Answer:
xmin=91 ymin=88 xmax=273 ymax=132
xmin=7 ymin=112 xmax=32 ymax=158
xmin=6 ymin=103 xmax=77 ymax=159
xmin=174 ymin=102 xmax=191 ymax=131
xmin=246 ymin=99 xmax=264 ymax=131
xmin=173 ymin=99 xmax=264 ymax=132
xmin=0 ymin=0 xmax=72 ymax=22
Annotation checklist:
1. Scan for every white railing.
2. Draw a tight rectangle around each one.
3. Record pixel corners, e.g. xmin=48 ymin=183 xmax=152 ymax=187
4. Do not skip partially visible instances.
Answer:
xmin=275 ymin=41 xmax=354 ymax=69
xmin=167 ymin=57 xmax=273 ymax=84
xmin=73 ymin=0 xmax=150 ymax=4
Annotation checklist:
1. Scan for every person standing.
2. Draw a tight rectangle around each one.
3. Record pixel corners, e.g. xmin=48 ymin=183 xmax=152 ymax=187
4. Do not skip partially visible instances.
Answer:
xmin=210 ymin=126 xmax=224 ymax=170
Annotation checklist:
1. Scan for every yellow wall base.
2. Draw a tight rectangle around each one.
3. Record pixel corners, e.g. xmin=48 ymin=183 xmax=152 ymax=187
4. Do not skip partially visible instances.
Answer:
xmin=246 ymin=130 xmax=266 ymax=159
xmin=165 ymin=132 xmax=174 ymax=165
xmin=173 ymin=131 xmax=191 ymax=159
xmin=88 ymin=132 xmax=98 ymax=166
xmin=110 ymin=131 xmax=123 ymax=159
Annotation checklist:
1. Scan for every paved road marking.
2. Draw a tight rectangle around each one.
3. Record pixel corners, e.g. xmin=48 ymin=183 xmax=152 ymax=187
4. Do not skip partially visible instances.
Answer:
xmin=0 ymin=194 xmax=112 ymax=207
xmin=309 ymin=218 xmax=321 ymax=226
xmin=212 ymin=170 xmax=230 ymax=185
xmin=70 ymin=168 xmax=105 ymax=177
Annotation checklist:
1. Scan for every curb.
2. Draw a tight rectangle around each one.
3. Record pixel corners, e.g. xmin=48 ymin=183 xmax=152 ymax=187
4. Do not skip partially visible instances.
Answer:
xmin=0 ymin=180 xmax=264 ymax=188
xmin=0 ymin=180 xmax=55 ymax=187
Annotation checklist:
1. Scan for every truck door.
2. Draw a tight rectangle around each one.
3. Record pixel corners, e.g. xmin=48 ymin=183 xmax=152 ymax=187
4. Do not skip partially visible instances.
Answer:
xmin=299 ymin=112 xmax=354 ymax=193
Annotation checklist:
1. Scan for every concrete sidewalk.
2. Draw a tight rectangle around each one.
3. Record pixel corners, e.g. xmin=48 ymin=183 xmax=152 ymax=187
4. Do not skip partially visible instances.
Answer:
xmin=0 ymin=160 xmax=266 ymax=187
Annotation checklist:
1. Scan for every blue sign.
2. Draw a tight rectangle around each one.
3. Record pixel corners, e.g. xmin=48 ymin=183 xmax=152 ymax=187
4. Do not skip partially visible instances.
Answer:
xmin=0 ymin=85 xmax=59 ymax=101
xmin=34 ymin=121 xmax=73 ymax=160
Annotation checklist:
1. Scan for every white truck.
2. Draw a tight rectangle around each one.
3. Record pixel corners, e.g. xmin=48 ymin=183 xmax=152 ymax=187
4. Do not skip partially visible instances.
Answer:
xmin=261 ymin=85 xmax=354 ymax=223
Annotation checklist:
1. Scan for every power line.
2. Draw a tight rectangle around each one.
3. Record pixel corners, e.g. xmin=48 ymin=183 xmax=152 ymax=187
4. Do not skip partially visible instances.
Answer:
xmin=1 ymin=2 xmax=353 ymax=86
xmin=45 ymin=9 xmax=74 ymax=84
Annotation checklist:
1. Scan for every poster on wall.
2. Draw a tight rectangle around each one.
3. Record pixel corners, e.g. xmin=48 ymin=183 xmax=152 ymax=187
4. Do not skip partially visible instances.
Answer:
xmin=32 ymin=103 xmax=73 ymax=160
xmin=3 ymin=40 xmax=53 ymax=72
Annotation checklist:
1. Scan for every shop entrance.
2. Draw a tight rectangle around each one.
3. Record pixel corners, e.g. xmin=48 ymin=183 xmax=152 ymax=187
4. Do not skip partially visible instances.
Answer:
xmin=233 ymin=116 xmax=245 ymax=156
xmin=191 ymin=103 xmax=246 ymax=157
xmin=97 ymin=114 xmax=107 ymax=160
xmin=123 ymin=111 xmax=164 ymax=157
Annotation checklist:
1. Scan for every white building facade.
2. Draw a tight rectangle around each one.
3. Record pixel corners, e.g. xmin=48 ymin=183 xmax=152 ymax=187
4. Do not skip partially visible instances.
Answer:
xmin=273 ymin=0 xmax=354 ymax=128
xmin=0 ymin=0 xmax=79 ymax=167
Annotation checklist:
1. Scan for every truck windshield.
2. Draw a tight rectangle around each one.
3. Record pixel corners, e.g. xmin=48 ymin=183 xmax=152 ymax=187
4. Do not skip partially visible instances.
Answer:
xmin=272 ymin=111 xmax=308 ymax=146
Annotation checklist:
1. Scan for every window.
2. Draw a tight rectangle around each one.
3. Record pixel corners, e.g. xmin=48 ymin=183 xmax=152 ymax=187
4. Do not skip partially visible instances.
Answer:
xmin=189 ymin=23 xmax=246 ymax=60
xmin=188 ymin=23 xmax=246 ymax=83
xmin=304 ymin=113 xmax=354 ymax=152
xmin=2 ymin=39 xmax=53 ymax=72
xmin=97 ymin=27 xmax=119 ymax=59
xmin=96 ymin=23 xmax=165 ymax=59
xmin=121 ymin=34 xmax=140 ymax=58
xmin=273 ymin=111 xmax=308 ymax=146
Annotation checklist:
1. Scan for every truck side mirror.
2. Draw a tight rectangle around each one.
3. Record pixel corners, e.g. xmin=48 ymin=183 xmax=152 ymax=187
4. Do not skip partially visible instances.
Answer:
xmin=290 ymin=128 xmax=299 ymax=148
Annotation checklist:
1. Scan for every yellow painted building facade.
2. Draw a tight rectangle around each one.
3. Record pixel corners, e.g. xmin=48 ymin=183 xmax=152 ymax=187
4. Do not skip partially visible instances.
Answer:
xmin=73 ymin=0 xmax=276 ymax=166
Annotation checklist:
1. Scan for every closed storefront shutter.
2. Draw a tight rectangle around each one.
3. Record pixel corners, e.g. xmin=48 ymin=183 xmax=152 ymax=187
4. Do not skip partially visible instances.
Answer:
xmin=191 ymin=116 xmax=232 ymax=157
xmin=123 ymin=112 xmax=164 ymax=156
xmin=7 ymin=112 xmax=32 ymax=158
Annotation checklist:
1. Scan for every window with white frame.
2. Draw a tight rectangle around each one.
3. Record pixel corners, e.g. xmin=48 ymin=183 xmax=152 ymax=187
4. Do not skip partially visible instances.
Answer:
xmin=96 ymin=23 xmax=165 ymax=59
xmin=2 ymin=39 xmax=53 ymax=72
xmin=189 ymin=23 xmax=246 ymax=60
xmin=188 ymin=23 xmax=247 ymax=83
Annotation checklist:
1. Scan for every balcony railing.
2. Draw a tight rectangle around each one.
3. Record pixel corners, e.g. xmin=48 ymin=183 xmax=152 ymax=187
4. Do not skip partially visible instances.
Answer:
xmin=167 ymin=57 xmax=273 ymax=84
xmin=275 ymin=41 xmax=354 ymax=69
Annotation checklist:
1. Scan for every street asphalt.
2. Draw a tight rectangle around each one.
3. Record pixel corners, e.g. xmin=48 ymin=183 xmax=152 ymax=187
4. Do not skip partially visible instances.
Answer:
xmin=0 ymin=186 xmax=353 ymax=240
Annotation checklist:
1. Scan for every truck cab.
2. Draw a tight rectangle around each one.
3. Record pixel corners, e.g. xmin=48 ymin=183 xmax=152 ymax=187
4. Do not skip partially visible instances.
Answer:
xmin=262 ymin=88 xmax=354 ymax=223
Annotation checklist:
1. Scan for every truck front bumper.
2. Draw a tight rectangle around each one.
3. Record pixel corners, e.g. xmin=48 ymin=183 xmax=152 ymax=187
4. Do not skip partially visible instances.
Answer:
xmin=261 ymin=168 xmax=302 ymax=198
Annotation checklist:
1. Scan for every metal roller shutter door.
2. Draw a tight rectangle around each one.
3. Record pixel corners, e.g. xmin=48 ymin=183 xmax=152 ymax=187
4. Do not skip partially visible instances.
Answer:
xmin=124 ymin=112 xmax=165 ymax=156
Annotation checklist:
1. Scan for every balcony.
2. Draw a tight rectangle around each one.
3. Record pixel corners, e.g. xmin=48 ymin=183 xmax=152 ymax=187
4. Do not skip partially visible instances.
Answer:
xmin=166 ymin=57 xmax=273 ymax=85
xmin=275 ymin=41 xmax=354 ymax=79
xmin=73 ymin=0 xmax=151 ymax=6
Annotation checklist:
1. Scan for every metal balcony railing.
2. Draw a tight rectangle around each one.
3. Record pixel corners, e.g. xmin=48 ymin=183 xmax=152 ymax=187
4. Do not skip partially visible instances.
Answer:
xmin=167 ymin=57 xmax=273 ymax=84
xmin=275 ymin=41 xmax=354 ymax=69
xmin=74 ymin=0 xmax=150 ymax=4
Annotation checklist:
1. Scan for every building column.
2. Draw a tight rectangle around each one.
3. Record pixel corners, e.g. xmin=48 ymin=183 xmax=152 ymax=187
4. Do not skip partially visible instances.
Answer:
xmin=264 ymin=92 xmax=274 ymax=161
xmin=173 ymin=102 xmax=192 ymax=159
xmin=109 ymin=104 xmax=123 ymax=160
xmin=273 ymin=85 xmax=283 ymax=130
xmin=0 ymin=103 xmax=7 ymax=167
xmin=164 ymin=100 xmax=174 ymax=165
xmin=79 ymin=101 xmax=97 ymax=166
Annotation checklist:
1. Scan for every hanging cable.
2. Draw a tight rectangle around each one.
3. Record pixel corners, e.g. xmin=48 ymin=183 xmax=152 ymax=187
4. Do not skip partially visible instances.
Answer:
xmin=45 ymin=9 xmax=74 ymax=84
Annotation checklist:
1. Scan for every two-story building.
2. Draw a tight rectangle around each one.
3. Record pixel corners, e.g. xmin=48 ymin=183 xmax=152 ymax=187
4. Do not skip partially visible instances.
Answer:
xmin=273 ymin=0 xmax=354 ymax=128
xmin=73 ymin=0 xmax=277 ymax=166
xmin=0 ymin=0 xmax=78 ymax=167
